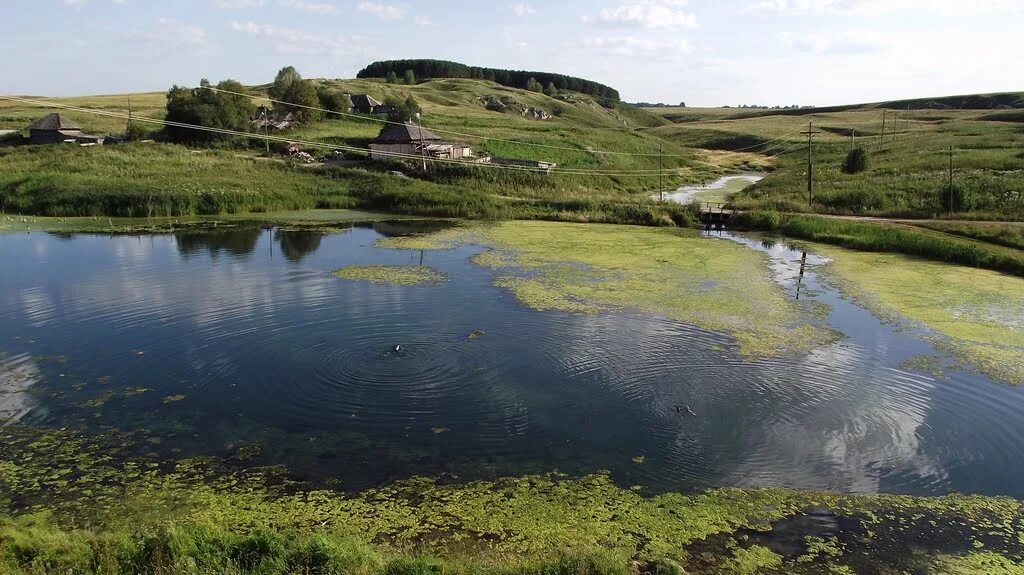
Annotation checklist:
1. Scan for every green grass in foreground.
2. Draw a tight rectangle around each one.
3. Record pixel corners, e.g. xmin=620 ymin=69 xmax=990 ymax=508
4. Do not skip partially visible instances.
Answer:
xmin=2 ymin=424 xmax=1023 ymax=575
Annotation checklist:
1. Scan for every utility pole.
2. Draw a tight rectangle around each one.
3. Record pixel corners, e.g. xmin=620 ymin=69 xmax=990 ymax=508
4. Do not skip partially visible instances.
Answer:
xmin=879 ymin=110 xmax=886 ymax=146
xmin=127 ymin=97 xmax=133 ymax=136
xmin=850 ymin=129 xmax=856 ymax=151
xmin=892 ymin=109 xmax=898 ymax=141
xmin=659 ymin=143 xmax=664 ymax=202
xmin=801 ymin=122 xmax=821 ymax=207
xmin=261 ymin=108 xmax=270 ymax=154
xmin=948 ymin=145 xmax=954 ymax=213
xmin=417 ymin=113 xmax=426 ymax=171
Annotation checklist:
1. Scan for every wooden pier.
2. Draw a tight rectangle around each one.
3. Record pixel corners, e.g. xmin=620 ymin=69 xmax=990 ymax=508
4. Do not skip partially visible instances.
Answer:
xmin=699 ymin=202 xmax=736 ymax=224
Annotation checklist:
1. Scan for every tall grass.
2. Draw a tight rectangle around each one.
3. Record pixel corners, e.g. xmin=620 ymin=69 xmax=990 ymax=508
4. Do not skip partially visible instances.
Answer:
xmin=0 ymin=517 xmax=638 ymax=575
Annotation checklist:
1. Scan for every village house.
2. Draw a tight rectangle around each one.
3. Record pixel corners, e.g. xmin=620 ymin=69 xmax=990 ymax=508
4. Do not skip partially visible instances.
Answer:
xmin=252 ymin=107 xmax=297 ymax=131
xmin=350 ymin=94 xmax=383 ymax=114
xmin=368 ymin=122 xmax=472 ymax=162
xmin=27 ymin=113 xmax=103 ymax=145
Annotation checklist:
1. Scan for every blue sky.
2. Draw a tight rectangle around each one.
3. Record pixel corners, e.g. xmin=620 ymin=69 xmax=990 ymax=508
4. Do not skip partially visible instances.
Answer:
xmin=2 ymin=0 xmax=1021 ymax=106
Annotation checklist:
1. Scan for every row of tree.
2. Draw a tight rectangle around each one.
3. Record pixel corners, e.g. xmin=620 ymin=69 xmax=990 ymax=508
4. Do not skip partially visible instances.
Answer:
xmin=357 ymin=59 xmax=620 ymax=103
xmin=164 ymin=66 xmax=424 ymax=144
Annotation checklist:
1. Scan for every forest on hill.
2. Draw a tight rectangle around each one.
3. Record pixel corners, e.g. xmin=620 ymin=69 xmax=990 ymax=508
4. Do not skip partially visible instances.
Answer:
xmin=357 ymin=59 xmax=620 ymax=104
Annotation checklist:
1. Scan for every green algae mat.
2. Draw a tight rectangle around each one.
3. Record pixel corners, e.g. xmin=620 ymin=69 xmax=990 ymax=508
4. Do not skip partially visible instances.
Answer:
xmin=382 ymin=221 xmax=836 ymax=359
xmin=811 ymin=243 xmax=1024 ymax=386
xmin=333 ymin=265 xmax=448 ymax=286
xmin=1 ymin=425 xmax=1023 ymax=574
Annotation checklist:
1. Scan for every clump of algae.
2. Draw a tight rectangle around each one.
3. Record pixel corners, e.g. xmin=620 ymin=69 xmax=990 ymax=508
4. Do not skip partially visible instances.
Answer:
xmin=333 ymin=265 xmax=447 ymax=286
xmin=811 ymin=244 xmax=1024 ymax=385
xmin=473 ymin=221 xmax=835 ymax=358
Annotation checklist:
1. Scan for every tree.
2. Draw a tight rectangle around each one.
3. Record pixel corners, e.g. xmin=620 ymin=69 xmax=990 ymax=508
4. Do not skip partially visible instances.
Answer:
xmin=678 ymin=101 xmax=686 ymax=107
xmin=269 ymin=66 xmax=301 ymax=101
xmin=842 ymin=148 xmax=868 ymax=174
xmin=316 ymin=87 xmax=352 ymax=114
xmin=278 ymin=79 xmax=322 ymax=123
xmin=164 ymin=79 xmax=255 ymax=143
xmin=403 ymin=69 xmax=416 ymax=85
xmin=543 ymin=82 xmax=557 ymax=97
xmin=526 ymin=77 xmax=542 ymax=92
xmin=382 ymin=95 xmax=421 ymax=123
xmin=386 ymin=71 xmax=400 ymax=84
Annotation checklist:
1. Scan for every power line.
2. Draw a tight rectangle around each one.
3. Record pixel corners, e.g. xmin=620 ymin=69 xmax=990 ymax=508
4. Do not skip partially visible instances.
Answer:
xmin=0 ymin=95 xmax=693 ymax=177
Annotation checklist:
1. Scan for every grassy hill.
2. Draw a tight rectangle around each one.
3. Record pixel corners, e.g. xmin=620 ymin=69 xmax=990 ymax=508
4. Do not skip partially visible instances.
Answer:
xmin=1 ymin=77 xmax=775 ymax=221
xmin=647 ymin=97 xmax=1024 ymax=220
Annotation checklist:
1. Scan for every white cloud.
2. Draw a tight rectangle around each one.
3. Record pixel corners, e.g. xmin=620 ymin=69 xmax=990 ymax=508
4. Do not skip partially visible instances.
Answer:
xmin=511 ymin=3 xmax=536 ymax=17
xmin=123 ymin=18 xmax=208 ymax=51
xmin=414 ymin=15 xmax=433 ymax=26
xmin=778 ymin=30 xmax=886 ymax=55
xmin=357 ymin=1 xmax=405 ymax=19
xmin=503 ymin=30 xmax=528 ymax=50
xmin=584 ymin=1 xmax=696 ymax=30
xmin=746 ymin=0 xmax=1022 ymax=16
xmin=277 ymin=0 xmax=338 ymax=14
xmin=565 ymin=35 xmax=692 ymax=60
xmin=213 ymin=0 xmax=265 ymax=7
xmin=231 ymin=20 xmax=349 ymax=56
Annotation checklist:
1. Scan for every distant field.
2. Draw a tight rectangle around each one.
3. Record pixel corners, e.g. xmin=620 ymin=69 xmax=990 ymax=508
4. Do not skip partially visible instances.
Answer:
xmin=648 ymin=102 xmax=1024 ymax=220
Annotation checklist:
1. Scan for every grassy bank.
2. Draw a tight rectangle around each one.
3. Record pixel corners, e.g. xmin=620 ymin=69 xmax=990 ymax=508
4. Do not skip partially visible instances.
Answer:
xmin=0 ymin=144 xmax=706 ymax=225
xmin=2 ymin=424 xmax=1022 ymax=575
xmin=649 ymin=104 xmax=1024 ymax=220
xmin=734 ymin=212 xmax=1024 ymax=278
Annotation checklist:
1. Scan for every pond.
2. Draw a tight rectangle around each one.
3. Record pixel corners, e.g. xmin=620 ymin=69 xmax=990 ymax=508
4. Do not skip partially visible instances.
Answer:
xmin=2 ymin=223 xmax=1024 ymax=498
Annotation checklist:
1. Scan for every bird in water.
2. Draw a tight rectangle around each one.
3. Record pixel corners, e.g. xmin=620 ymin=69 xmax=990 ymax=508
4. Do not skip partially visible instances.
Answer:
xmin=675 ymin=404 xmax=696 ymax=417
xmin=393 ymin=345 xmax=402 ymax=353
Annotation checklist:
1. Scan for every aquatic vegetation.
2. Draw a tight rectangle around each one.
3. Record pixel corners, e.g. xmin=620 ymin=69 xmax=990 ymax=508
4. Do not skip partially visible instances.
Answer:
xmin=2 ymin=423 xmax=1023 ymax=574
xmin=814 ymin=244 xmax=1024 ymax=385
xmin=467 ymin=330 xmax=486 ymax=339
xmin=162 ymin=394 xmax=186 ymax=404
xmin=474 ymin=221 xmax=835 ymax=358
xmin=332 ymin=265 xmax=448 ymax=286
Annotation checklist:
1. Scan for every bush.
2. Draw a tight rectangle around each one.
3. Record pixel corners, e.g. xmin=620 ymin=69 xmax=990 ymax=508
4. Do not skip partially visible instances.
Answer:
xmin=734 ymin=210 xmax=781 ymax=230
xmin=842 ymin=147 xmax=867 ymax=174
xmin=939 ymin=184 xmax=975 ymax=213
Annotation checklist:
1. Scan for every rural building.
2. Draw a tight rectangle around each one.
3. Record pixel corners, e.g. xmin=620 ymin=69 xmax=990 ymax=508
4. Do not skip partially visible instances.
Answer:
xmin=490 ymin=157 xmax=557 ymax=172
xmin=27 ymin=113 xmax=101 ymax=144
xmin=252 ymin=107 xmax=297 ymax=130
xmin=350 ymin=94 xmax=383 ymax=114
xmin=369 ymin=122 xmax=472 ymax=161
xmin=26 ymin=114 xmax=103 ymax=145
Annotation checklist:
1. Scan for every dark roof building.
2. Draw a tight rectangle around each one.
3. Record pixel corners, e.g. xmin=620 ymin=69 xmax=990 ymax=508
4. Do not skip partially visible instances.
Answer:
xmin=27 ymin=113 xmax=102 ymax=145
xmin=350 ymin=94 xmax=383 ymax=114
xmin=372 ymin=122 xmax=443 ymax=144
xmin=369 ymin=122 xmax=472 ymax=161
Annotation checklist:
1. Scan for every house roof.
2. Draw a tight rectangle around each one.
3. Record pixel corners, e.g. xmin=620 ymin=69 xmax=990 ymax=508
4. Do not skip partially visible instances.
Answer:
xmin=351 ymin=94 xmax=382 ymax=109
xmin=373 ymin=122 xmax=443 ymax=144
xmin=28 ymin=113 xmax=82 ymax=132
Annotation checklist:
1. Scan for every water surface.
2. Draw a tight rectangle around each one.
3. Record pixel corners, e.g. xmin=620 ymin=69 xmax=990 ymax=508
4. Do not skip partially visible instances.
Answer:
xmin=2 ymin=224 xmax=1024 ymax=497
xmin=655 ymin=174 xmax=763 ymax=204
